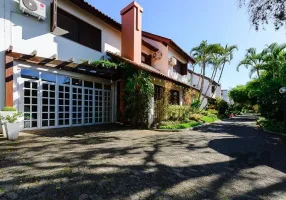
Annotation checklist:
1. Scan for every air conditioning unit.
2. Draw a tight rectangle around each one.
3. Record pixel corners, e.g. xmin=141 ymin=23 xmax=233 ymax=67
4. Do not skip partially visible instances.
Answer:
xmin=152 ymin=51 xmax=163 ymax=60
xmin=20 ymin=0 xmax=46 ymax=20
xmin=169 ymin=57 xmax=177 ymax=66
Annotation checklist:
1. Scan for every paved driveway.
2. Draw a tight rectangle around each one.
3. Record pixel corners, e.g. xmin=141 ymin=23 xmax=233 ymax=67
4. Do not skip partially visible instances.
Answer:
xmin=1 ymin=115 xmax=286 ymax=200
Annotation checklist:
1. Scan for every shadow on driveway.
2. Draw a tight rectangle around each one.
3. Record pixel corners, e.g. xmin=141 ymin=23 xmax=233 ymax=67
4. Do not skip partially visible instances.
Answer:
xmin=0 ymin=116 xmax=286 ymax=199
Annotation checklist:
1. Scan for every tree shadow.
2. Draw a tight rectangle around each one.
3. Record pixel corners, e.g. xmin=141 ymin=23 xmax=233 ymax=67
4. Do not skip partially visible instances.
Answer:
xmin=0 ymin=117 xmax=286 ymax=199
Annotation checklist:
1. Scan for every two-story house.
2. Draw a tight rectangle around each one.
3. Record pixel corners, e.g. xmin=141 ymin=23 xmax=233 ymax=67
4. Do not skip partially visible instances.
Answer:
xmin=0 ymin=0 xmax=200 ymax=131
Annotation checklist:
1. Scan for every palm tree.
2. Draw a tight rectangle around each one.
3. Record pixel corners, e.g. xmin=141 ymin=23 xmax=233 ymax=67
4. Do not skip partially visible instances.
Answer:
xmin=237 ymin=48 xmax=265 ymax=78
xmin=203 ymin=53 xmax=224 ymax=99
xmin=216 ymin=45 xmax=238 ymax=85
xmin=263 ymin=43 xmax=286 ymax=81
xmin=190 ymin=41 xmax=222 ymax=100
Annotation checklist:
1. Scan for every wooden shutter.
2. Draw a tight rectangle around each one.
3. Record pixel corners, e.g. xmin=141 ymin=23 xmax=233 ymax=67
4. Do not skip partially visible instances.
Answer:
xmin=51 ymin=0 xmax=57 ymax=32
xmin=146 ymin=55 xmax=152 ymax=66
xmin=181 ymin=63 xmax=188 ymax=75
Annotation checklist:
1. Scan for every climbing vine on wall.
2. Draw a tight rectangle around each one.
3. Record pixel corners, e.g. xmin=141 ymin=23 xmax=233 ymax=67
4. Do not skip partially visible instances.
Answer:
xmin=124 ymin=71 xmax=154 ymax=128
xmin=155 ymin=81 xmax=172 ymax=123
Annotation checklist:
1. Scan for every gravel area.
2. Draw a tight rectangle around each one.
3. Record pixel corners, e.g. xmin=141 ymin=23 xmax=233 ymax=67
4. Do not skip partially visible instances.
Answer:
xmin=0 ymin=115 xmax=286 ymax=200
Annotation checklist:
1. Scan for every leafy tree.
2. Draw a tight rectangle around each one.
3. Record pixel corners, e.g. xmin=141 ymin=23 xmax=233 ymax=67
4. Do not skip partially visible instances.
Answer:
xmin=229 ymin=85 xmax=249 ymax=104
xmin=239 ymin=0 xmax=286 ymax=30
xmin=233 ymin=42 xmax=286 ymax=121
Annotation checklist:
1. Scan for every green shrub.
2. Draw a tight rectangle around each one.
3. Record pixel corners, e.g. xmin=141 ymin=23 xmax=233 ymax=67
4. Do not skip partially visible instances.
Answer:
xmin=1 ymin=107 xmax=17 ymax=112
xmin=258 ymin=117 xmax=285 ymax=134
xmin=159 ymin=121 xmax=201 ymax=130
xmin=189 ymin=113 xmax=204 ymax=121
xmin=227 ymin=103 xmax=243 ymax=115
xmin=199 ymin=110 xmax=208 ymax=116
xmin=216 ymin=99 xmax=229 ymax=115
xmin=207 ymin=109 xmax=218 ymax=115
xmin=166 ymin=105 xmax=191 ymax=121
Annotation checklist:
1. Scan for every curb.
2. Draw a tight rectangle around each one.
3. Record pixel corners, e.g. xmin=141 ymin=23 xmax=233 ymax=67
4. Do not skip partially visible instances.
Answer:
xmin=256 ymin=120 xmax=286 ymax=139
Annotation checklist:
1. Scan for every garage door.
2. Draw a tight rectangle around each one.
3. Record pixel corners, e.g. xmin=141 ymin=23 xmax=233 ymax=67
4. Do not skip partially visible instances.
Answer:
xmin=20 ymin=68 xmax=112 ymax=130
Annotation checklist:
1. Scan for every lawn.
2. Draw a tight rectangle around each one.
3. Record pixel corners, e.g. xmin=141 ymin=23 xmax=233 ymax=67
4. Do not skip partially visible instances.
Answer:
xmin=158 ymin=121 xmax=201 ymax=130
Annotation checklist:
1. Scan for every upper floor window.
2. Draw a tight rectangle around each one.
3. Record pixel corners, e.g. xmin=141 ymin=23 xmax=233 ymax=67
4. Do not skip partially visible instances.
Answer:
xmin=173 ymin=59 xmax=187 ymax=76
xmin=141 ymin=53 xmax=151 ymax=66
xmin=57 ymin=8 xmax=102 ymax=52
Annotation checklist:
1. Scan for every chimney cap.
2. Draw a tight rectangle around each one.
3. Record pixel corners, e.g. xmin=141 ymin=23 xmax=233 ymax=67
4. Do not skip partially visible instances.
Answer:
xmin=120 ymin=1 xmax=143 ymax=15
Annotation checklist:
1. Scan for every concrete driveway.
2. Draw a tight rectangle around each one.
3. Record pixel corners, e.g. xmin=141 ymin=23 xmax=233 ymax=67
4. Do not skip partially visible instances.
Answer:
xmin=0 ymin=115 xmax=286 ymax=200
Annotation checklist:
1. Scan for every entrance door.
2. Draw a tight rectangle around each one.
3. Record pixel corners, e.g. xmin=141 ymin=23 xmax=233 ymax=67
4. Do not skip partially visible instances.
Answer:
xmin=23 ymin=80 xmax=39 ymax=129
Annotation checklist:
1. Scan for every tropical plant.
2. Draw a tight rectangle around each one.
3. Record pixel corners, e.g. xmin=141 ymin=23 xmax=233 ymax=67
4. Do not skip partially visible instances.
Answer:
xmin=124 ymin=71 xmax=154 ymax=128
xmin=0 ymin=112 xmax=23 ymax=124
xmin=215 ymin=44 xmax=238 ymax=86
xmin=237 ymin=48 xmax=266 ymax=78
xmin=190 ymin=41 xmax=223 ymax=101
xmin=262 ymin=43 xmax=286 ymax=83
xmin=233 ymin=43 xmax=286 ymax=122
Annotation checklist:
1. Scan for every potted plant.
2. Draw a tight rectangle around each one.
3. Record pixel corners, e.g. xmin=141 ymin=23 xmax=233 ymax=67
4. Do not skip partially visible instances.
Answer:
xmin=0 ymin=108 xmax=22 ymax=140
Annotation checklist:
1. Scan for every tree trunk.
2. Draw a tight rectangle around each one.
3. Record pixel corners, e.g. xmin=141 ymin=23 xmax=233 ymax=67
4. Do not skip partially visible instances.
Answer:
xmin=203 ymin=66 xmax=218 ymax=109
xmin=210 ymin=60 xmax=226 ymax=99
xmin=203 ymin=66 xmax=217 ymax=99
xmin=198 ymin=63 xmax=206 ymax=103
xmin=257 ymin=69 xmax=260 ymax=78
xmin=197 ymin=65 xmax=203 ymax=88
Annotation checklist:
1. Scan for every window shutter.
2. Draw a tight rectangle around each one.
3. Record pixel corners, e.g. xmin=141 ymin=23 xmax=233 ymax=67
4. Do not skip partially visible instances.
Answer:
xmin=51 ymin=0 xmax=57 ymax=32
xmin=182 ymin=63 xmax=188 ymax=75
xmin=146 ymin=55 xmax=152 ymax=66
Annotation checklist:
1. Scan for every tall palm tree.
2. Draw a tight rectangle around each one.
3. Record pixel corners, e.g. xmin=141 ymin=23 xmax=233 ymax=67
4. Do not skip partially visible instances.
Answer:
xmin=203 ymin=53 xmax=224 ymax=98
xmin=190 ymin=41 xmax=222 ymax=100
xmin=216 ymin=45 xmax=238 ymax=85
xmin=237 ymin=48 xmax=265 ymax=78
xmin=209 ymin=44 xmax=238 ymax=98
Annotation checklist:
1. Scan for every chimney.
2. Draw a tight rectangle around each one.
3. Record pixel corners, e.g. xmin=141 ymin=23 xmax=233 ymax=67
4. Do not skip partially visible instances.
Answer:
xmin=120 ymin=1 xmax=143 ymax=64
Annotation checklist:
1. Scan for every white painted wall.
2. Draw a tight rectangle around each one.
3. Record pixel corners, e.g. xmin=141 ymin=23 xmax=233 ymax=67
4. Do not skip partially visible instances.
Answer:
xmin=10 ymin=0 xmax=121 ymax=62
xmin=1 ymin=0 xmax=122 ymax=110
xmin=142 ymin=37 xmax=169 ymax=75
xmin=167 ymin=47 xmax=189 ymax=84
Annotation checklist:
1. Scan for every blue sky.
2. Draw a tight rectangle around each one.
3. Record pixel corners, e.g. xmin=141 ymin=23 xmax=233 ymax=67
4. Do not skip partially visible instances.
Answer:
xmin=87 ymin=0 xmax=285 ymax=89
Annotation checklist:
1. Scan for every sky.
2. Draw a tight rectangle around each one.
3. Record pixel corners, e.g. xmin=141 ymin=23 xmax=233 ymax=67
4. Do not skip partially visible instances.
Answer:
xmin=87 ymin=0 xmax=286 ymax=90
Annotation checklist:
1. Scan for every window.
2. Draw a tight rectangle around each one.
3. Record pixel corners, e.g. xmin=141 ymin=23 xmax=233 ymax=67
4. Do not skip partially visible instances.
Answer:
xmin=154 ymin=85 xmax=163 ymax=101
xmin=21 ymin=69 xmax=39 ymax=80
xmin=173 ymin=59 xmax=187 ymax=75
xmin=57 ymin=8 xmax=102 ymax=52
xmin=170 ymin=90 xmax=180 ymax=105
xmin=141 ymin=53 xmax=151 ymax=65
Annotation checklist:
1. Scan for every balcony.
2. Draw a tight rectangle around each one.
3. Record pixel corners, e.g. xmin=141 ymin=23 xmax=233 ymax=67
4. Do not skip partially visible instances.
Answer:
xmin=168 ymin=68 xmax=189 ymax=85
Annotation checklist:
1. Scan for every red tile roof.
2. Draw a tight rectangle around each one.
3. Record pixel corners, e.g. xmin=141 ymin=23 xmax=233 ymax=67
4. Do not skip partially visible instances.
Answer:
xmin=69 ymin=0 xmax=121 ymax=31
xmin=69 ymin=0 xmax=195 ymax=63
xmin=106 ymin=51 xmax=199 ymax=90
xmin=142 ymin=31 xmax=196 ymax=64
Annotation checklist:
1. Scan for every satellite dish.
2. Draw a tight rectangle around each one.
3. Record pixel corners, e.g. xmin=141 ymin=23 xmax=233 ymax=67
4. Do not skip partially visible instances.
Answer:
xmin=23 ymin=0 xmax=38 ymax=11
